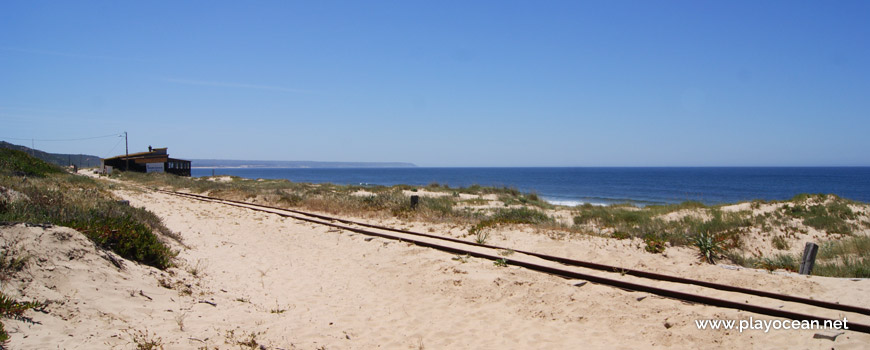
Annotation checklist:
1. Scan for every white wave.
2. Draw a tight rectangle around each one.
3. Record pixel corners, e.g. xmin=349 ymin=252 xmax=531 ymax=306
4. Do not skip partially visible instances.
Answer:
xmin=544 ymin=199 xmax=607 ymax=207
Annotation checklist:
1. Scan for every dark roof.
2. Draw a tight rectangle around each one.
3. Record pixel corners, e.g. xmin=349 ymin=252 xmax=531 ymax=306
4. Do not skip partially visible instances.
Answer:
xmin=103 ymin=147 xmax=187 ymax=162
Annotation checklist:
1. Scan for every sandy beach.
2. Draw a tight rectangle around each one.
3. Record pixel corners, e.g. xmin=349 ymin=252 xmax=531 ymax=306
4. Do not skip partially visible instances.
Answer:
xmin=1 ymin=175 xmax=868 ymax=349
xmin=5 ymin=0 xmax=870 ymax=347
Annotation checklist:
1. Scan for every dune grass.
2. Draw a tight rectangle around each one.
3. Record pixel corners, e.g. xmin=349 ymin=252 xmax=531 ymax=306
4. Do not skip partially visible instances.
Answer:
xmin=468 ymin=207 xmax=554 ymax=244
xmin=114 ymin=172 xmax=557 ymax=225
xmin=115 ymin=171 xmax=564 ymax=247
xmin=756 ymin=253 xmax=800 ymax=273
xmin=0 ymin=231 xmax=43 ymax=347
xmin=0 ymin=291 xmax=44 ymax=347
xmin=781 ymin=194 xmax=858 ymax=235
xmin=571 ymin=196 xmax=868 ymax=274
xmin=1 ymin=149 xmax=175 ymax=269
xmin=726 ymin=235 xmax=870 ymax=278
xmin=1 ymin=151 xmax=178 ymax=347
xmin=572 ymin=204 xmax=750 ymax=251
xmin=573 ymin=205 xmax=653 ymax=228
xmin=110 ymin=168 xmax=870 ymax=277
xmin=813 ymin=235 xmax=870 ymax=278
xmin=0 ymin=240 xmax=28 ymax=283
xmin=0 ymin=148 xmax=63 ymax=177
xmin=733 ymin=195 xmax=870 ymax=278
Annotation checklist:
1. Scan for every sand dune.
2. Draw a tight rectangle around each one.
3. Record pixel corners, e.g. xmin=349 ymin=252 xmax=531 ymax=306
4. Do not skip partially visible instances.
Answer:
xmin=3 ymin=186 xmax=870 ymax=349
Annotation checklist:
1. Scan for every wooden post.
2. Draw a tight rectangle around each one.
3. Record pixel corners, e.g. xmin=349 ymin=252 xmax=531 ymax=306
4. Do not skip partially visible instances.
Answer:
xmin=799 ymin=242 xmax=819 ymax=275
xmin=124 ymin=131 xmax=129 ymax=171
xmin=410 ymin=195 xmax=419 ymax=209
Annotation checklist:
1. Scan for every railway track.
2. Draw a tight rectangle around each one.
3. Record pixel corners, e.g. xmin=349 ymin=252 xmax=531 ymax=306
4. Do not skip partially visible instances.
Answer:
xmin=156 ymin=188 xmax=870 ymax=334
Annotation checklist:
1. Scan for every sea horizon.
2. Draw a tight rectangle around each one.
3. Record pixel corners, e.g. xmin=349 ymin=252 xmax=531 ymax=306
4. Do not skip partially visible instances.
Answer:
xmin=191 ymin=165 xmax=870 ymax=169
xmin=190 ymin=166 xmax=870 ymax=207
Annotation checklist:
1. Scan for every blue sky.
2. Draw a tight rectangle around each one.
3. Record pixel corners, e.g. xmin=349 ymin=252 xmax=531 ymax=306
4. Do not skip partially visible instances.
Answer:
xmin=1 ymin=1 xmax=868 ymax=166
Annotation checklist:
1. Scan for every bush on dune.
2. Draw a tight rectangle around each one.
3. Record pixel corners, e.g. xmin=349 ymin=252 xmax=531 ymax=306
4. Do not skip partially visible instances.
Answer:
xmin=0 ymin=151 xmax=175 ymax=270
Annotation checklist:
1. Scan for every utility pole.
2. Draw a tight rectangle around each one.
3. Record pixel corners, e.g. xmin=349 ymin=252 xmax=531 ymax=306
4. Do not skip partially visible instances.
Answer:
xmin=125 ymin=131 xmax=129 ymax=171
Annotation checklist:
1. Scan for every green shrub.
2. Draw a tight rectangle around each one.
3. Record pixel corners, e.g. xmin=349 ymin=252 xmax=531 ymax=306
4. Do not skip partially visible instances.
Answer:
xmin=0 ymin=291 xmax=44 ymax=347
xmin=690 ymin=209 xmax=751 ymax=236
xmin=643 ymin=234 xmax=666 ymax=254
xmin=467 ymin=208 xmax=552 ymax=244
xmin=681 ymin=210 xmax=750 ymax=250
xmin=419 ymin=196 xmax=454 ymax=217
xmin=772 ymin=235 xmax=789 ymax=250
xmin=817 ymin=235 xmax=870 ymax=259
xmin=611 ymin=231 xmax=631 ymax=240
xmin=273 ymin=190 xmax=304 ymax=206
xmin=573 ymin=207 xmax=652 ymax=227
xmin=644 ymin=201 xmax=707 ymax=214
xmin=722 ymin=250 xmax=759 ymax=267
xmin=459 ymin=198 xmax=489 ymax=206
xmin=0 ymin=244 xmax=28 ymax=282
xmin=694 ymin=231 xmax=724 ymax=264
xmin=471 ymin=224 xmax=491 ymax=244
xmin=0 ymin=243 xmax=40 ymax=348
xmin=811 ymin=235 xmax=870 ymax=278
xmin=0 ymin=149 xmax=63 ymax=177
xmin=490 ymin=207 xmax=551 ymax=225
xmin=0 ymin=152 xmax=175 ymax=269
xmin=814 ymin=256 xmax=870 ymax=278
xmin=66 ymin=213 xmax=174 ymax=269
xmin=790 ymin=193 xmax=825 ymax=203
xmin=783 ymin=197 xmax=857 ymax=235
xmin=756 ymin=254 xmax=798 ymax=272
xmin=572 ymin=204 xmax=747 ymax=250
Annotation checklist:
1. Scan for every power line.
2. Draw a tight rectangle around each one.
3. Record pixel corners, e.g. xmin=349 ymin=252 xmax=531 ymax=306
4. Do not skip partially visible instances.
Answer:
xmin=104 ymin=137 xmax=124 ymax=158
xmin=0 ymin=132 xmax=123 ymax=142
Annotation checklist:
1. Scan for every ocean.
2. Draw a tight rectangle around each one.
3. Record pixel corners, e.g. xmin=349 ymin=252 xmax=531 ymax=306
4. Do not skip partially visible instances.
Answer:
xmin=191 ymin=167 xmax=870 ymax=206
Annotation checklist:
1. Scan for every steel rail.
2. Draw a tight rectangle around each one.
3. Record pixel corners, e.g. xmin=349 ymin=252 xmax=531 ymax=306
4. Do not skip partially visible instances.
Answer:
xmin=158 ymin=189 xmax=870 ymax=334
xmin=158 ymin=189 xmax=870 ymax=317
